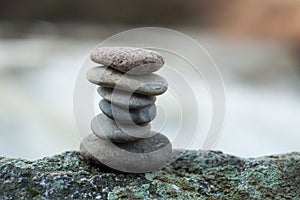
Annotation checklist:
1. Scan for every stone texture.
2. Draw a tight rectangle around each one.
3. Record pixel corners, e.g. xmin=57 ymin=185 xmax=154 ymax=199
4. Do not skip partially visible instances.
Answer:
xmin=99 ymin=99 xmax=157 ymax=124
xmin=86 ymin=66 xmax=168 ymax=96
xmin=91 ymin=113 xmax=153 ymax=143
xmin=90 ymin=47 xmax=164 ymax=75
xmin=98 ymin=87 xmax=156 ymax=109
xmin=80 ymin=133 xmax=172 ymax=173
xmin=1 ymin=150 xmax=300 ymax=199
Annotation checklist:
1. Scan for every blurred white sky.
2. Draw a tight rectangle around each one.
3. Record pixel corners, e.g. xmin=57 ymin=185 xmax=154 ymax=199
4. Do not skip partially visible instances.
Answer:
xmin=0 ymin=28 xmax=300 ymax=159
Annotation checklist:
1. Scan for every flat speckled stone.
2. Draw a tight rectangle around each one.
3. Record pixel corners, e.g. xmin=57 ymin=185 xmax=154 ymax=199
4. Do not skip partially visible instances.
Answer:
xmin=86 ymin=66 xmax=168 ymax=96
xmin=90 ymin=47 xmax=164 ymax=75
xmin=97 ymin=87 xmax=156 ymax=109
xmin=91 ymin=114 xmax=153 ymax=143
xmin=99 ymin=99 xmax=156 ymax=124
xmin=80 ymin=133 xmax=172 ymax=173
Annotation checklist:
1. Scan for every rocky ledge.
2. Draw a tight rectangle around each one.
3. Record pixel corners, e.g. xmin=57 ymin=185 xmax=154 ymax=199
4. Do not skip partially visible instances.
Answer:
xmin=0 ymin=150 xmax=299 ymax=199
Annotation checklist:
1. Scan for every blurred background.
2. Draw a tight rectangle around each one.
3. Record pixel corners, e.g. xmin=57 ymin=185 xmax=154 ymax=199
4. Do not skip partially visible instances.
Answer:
xmin=1 ymin=0 xmax=300 ymax=159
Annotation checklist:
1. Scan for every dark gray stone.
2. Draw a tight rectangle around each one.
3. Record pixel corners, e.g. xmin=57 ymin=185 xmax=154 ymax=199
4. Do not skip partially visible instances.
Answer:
xmin=91 ymin=113 xmax=153 ymax=143
xmin=80 ymin=133 xmax=172 ymax=173
xmin=97 ymin=87 xmax=156 ymax=109
xmin=99 ymin=99 xmax=157 ymax=124
xmin=90 ymin=47 xmax=164 ymax=75
xmin=86 ymin=66 xmax=168 ymax=96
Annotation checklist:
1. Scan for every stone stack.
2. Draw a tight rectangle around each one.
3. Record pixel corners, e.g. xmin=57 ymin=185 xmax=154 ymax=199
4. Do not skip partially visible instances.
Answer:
xmin=80 ymin=47 xmax=172 ymax=173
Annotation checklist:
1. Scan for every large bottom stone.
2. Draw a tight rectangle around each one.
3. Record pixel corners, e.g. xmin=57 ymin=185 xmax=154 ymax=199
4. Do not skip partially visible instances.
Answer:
xmin=91 ymin=113 xmax=154 ymax=143
xmin=99 ymin=99 xmax=156 ymax=124
xmin=80 ymin=133 xmax=172 ymax=173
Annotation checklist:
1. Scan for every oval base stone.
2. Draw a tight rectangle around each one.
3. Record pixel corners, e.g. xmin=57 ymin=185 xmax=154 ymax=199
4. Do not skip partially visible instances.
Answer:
xmin=91 ymin=114 xmax=154 ymax=143
xmin=99 ymin=99 xmax=156 ymax=124
xmin=80 ymin=133 xmax=172 ymax=173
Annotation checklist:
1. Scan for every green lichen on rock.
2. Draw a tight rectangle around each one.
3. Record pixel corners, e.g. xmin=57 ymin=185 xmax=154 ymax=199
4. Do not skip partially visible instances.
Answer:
xmin=0 ymin=150 xmax=299 ymax=199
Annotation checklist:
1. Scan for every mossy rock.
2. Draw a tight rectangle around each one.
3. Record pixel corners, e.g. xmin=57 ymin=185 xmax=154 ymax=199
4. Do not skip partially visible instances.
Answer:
xmin=0 ymin=150 xmax=299 ymax=199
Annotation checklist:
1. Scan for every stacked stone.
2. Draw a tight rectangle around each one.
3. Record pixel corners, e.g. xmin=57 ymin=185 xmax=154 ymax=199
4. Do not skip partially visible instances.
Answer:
xmin=80 ymin=47 xmax=172 ymax=172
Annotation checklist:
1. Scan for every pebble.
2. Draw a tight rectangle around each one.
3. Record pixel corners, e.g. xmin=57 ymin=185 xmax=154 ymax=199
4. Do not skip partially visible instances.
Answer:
xmin=91 ymin=114 xmax=154 ymax=143
xmin=86 ymin=66 xmax=168 ymax=96
xmin=82 ymin=46 xmax=171 ymax=172
xmin=90 ymin=47 xmax=164 ymax=75
xmin=97 ymin=87 xmax=156 ymax=109
xmin=80 ymin=133 xmax=172 ymax=173
xmin=99 ymin=99 xmax=156 ymax=124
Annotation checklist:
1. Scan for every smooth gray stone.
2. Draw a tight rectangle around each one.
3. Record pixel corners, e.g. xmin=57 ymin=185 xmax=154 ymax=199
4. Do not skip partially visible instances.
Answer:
xmin=99 ymin=99 xmax=156 ymax=124
xmin=80 ymin=133 xmax=172 ymax=173
xmin=97 ymin=87 xmax=156 ymax=109
xmin=90 ymin=47 xmax=164 ymax=75
xmin=91 ymin=113 xmax=153 ymax=143
xmin=86 ymin=66 xmax=168 ymax=96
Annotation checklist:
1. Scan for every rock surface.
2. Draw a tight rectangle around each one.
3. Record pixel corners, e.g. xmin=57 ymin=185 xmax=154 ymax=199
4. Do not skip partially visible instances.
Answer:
xmin=0 ymin=150 xmax=299 ymax=199
xmin=90 ymin=47 xmax=164 ymax=75
xmin=86 ymin=66 xmax=168 ymax=96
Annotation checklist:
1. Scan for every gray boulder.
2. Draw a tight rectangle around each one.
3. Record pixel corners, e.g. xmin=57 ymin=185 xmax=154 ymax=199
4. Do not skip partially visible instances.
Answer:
xmin=0 ymin=150 xmax=299 ymax=199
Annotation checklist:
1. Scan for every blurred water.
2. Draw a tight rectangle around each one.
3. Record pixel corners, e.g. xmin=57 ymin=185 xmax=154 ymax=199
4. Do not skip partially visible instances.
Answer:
xmin=0 ymin=29 xmax=299 ymax=159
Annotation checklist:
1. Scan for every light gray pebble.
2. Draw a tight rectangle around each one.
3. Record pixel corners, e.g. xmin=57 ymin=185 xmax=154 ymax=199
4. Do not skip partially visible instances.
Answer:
xmin=91 ymin=113 xmax=154 ymax=143
xmin=86 ymin=66 xmax=168 ymax=96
